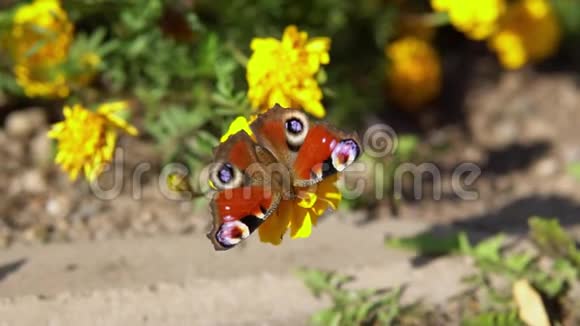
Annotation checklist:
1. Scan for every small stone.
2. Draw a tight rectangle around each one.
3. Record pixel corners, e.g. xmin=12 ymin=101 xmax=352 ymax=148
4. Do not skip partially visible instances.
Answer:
xmin=21 ymin=226 xmax=45 ymax=243
xmin=462 ymin=145 xmax=483 ymax=162
xmin=533 ymin=158 xmax=558 ymax=177
xmin=20 ymin=169 xmax=47 ymax=194
xmin=46 ymin=194 xmax=72 ymax=219
xmin=2 ymin=136 xmax=25 ymax=163
xmin=5 ymin=108 xmax=47 ymax=139
xmin=492 ymin=121 xmax=517 ymax=146
xmin=30 ymin=130 xmax=52 ymax=167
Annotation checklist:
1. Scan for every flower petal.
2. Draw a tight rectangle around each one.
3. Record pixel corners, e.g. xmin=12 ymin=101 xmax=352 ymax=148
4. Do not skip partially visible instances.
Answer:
xmin=220 ymin=116 xmax=254 ymax=142
xmin=258 ymin=200 xmax=292 ymax=245
xmin=289 ymin=206 xmax=313 ymax=239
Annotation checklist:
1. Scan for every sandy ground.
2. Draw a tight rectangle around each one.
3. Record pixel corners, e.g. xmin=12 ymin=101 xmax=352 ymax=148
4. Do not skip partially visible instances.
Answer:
xmin=0 ymin=216 xmax=475 ymax=326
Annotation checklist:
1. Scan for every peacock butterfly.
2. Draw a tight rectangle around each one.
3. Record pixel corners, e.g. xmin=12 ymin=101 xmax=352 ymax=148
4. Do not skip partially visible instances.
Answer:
xmin=207 ymin=104 xmax=362 ymax=250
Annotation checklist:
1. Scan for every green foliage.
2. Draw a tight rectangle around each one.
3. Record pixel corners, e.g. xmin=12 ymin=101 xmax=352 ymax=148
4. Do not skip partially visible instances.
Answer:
xmin=461 ymin=310 xmax=521 ymax=326
xmin=552 ymin=0 xmax=580 ymax=36
xmin=529 ymin=216 xmax=580 ymax=268
xmin=384 ymin=216 xmax=580 ymax=324
xmin=297 ymin=268 xmax=409 ymax=326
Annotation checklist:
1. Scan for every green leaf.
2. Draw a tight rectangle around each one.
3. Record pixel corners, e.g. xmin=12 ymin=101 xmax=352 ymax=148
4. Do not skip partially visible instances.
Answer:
xmin=529 ymin=216 xmax=580 ymax=267
xmin=311 ymin=309 xmax=342 ymax=326
xmin=297 ymin=268 xmax=407 ymax=325
xmin=537 ymin=277 xmax=565 ymax=298
xmin=552 ymin=0 xmax=580 ymax=35
xmin=462 ymin=310 xmax=521 ymax=326
xmin=471 ymin=235 xmax=506 ymax=264
xmin=186 ymin=12 xmax=206 ymax=33
xmin=504 ymin=252 xmax=535 ymax=275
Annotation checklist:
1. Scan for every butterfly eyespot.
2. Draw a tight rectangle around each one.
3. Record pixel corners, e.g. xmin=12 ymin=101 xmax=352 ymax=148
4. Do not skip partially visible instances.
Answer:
xmin=286 ymin=118 xmax=303 ymax=134
xmin=330 ymin=139 xmax=361 ymax=172
xmin=218 ymin=163 xmax=234 ymax=183
xmin=283 ymin=111 xmax=309 ymax=150
xmin=209 ymin=162 xmax=243 ymax=190
xmin=216 ymin=221 xmax=250 ymax=247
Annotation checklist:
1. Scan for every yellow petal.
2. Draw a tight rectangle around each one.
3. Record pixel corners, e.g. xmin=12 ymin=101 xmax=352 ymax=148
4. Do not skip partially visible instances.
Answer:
xmin=220 ymin=116 xmax=254 ymax=142
xmin=297 ymin=191 xmax=317 ymax=209
xmin=290 ymin=205 xmax=312 ymax=239
xmin=310 ymin=200 xmax=330 ymax=220
xmin=303 ymin=100 xmax=326 ymax=119
xmin=316 ymin=175 xmax=342 ymax=210
xmin=250 ymin=38 xmax=280 ymax=51
xmin=258 ymin=200 xmax=292 ymax=245
xmin=97 ymin=101 xmax=127 ymax=114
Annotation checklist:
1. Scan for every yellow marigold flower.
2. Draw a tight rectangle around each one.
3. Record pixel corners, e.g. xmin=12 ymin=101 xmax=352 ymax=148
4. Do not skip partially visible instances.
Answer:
xmin=218 ymin=116 xmax=342 ymax=245
xmin=489 ymin=0 xmax=561 ymax=69
xmin=246 ymin=25 xmax=331 ymax=118
xmin=258 ymin=175 xmax=341 ymax=245
xmin=10 ymin=0 xmax=72 ymax=65
xmin=386 ymin=37 xmax=442 ymax=110
xmin=7 ymin=0 xmax=73 ymax=98
xmin=14 ymin=64 xmax=70 ymax=98
xmin=48 ymin=102 xmax=138 ymax=181
xmin=431 ymin=0 xmax=506 ymax=40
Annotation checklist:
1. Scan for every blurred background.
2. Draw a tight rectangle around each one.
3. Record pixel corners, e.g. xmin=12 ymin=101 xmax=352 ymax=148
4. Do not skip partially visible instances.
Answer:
xmin=1 ymin=0 xmax=580 ymax=325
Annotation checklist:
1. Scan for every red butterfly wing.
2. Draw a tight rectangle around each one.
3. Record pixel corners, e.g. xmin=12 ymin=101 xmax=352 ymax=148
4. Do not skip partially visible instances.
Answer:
xmin=207 ymin=131 xmax=282 ymax=250
xmin=293 ymin=124 xmax=361 ymax=186
xmin=209 ymin=187 xmax=280 ymax=250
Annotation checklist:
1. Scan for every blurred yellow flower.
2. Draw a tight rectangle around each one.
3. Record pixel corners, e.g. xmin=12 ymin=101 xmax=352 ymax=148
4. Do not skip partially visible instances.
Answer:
xmin=431 ymin=0 xmax=506 ymax=40
xmin=246 ymin=25 xmax=331 ymax=118
xmin=489 ymin=0 xmax=561 ymax=69
xmin=73 ymin=52 xmax=103 ymax=86
xmin=48 ymin=102 xmax=138 ymax=181
xmin=218 ymin=116 xmax=342 ymax=245
xmin=167 ymin=173 xmax=192 ymax=193
xmin=386 ymin=37 xmax=442 ymax=110
xmin=14 ymin=64 xmax=69 ymax=98
xmin=7 ymin=0 xmax=73 ymax=98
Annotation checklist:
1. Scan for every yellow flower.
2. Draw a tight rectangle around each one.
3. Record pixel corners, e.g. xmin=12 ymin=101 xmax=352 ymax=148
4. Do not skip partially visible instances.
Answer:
xmin=258 ymin=174 xmax=341 ymax=245
xmin=7 ymin=0 xmax=74 ymax=98
xmin=218 ymin=116 xmax=342 ymax=245
xmin=246 ymin=25 xmax=331 ymax=118
xmin=431 ymin=0 xmax=506 ymax=40
xmin=48 ymin=102 xmax=138 ymax=181
xmin=14 ymin=64 xmax=70 ymax=98
xmin=385 ymin=37 xmax=442 ymax=110
xmin=9 ymin=0 xmax=72 ymax=66
xmin=489 ymin=0 xmax=561 ymax=69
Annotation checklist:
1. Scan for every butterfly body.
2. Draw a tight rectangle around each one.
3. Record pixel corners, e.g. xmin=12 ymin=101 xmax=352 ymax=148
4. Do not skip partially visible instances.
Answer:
xmin=207 ymin=105 xmax=361 ymax=250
